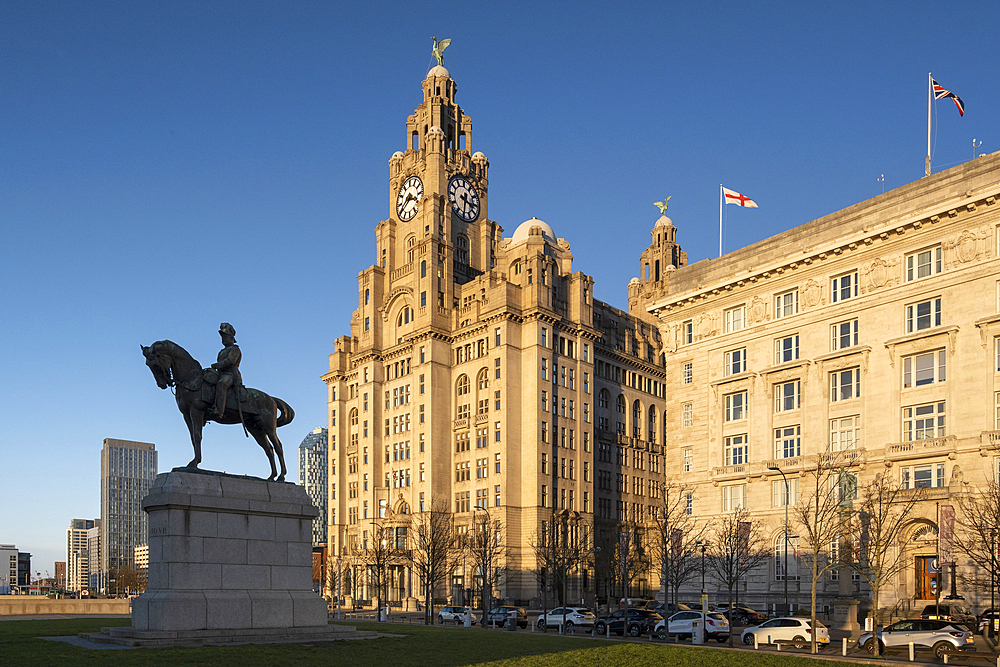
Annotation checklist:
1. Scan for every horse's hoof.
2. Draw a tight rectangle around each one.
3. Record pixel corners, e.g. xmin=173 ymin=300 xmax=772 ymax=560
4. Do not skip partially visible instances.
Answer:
xmin=277 ymin=475 xmax=285 ymax=482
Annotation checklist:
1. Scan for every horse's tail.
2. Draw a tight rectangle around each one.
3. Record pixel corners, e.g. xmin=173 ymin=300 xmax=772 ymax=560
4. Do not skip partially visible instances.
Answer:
xmin=274 ymin=396 xmax=295 ymax=428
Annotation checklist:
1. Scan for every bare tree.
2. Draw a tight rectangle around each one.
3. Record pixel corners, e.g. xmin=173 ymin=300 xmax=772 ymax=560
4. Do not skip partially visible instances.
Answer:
xmin=954 ymin=477 xmax=1000 ymax=599
xmin=409 ymin=500 xmax=456 ymax=625
xmin=352 ymin=518 xmax=400 ymax=618
xmin=529 ymin=509 xmax=591 ymax=630
xmin=705 ymin=506 xmax=771 ymax=647
xmin=467 ymin=507 xmax=506 ymax=624
xmin=649 ymin=483 xmax=705 ymax=608
xmin=847 ymin=472 xmax=922 ymax=652
xmin=606 ymin=509 xmax=652 ymax=608
xmin=791 ymin=458 xmax=854 ymax=653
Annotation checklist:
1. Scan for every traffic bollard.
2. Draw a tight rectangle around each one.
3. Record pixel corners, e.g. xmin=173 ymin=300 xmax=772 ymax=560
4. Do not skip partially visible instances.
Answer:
xmin=842 ymin=638 xmax=847 ymax=656
xmin=908 ymin=641 xmax=914 ymax=661
xmin=754 ymin=636 xmax=759 ymax=649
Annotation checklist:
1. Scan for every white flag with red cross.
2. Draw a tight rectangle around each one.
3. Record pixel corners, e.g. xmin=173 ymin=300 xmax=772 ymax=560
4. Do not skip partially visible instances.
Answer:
xmin=722 ymin=186 xmax=758 ymax=208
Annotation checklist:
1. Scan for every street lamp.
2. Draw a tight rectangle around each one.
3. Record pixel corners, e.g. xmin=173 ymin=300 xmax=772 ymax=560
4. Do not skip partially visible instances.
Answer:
xmin=696 ymin=540 xmax=707 ymax=613
xmin=768 ymin=464 xmax=789 ymax=616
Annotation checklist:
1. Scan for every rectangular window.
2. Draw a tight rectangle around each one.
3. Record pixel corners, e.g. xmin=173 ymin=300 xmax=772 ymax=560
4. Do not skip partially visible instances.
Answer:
xmin=774 ymin=425 xmax=801 ymax=458
xmin=495 ymin=357 xmax=501 ymax=379
xmin=725 ymin=305 xmax=745 ymax=333
xmin=683 ymin=320 xmax=693 ymax=345
xmin=831 ymin=319 xmax=859 ymax=351
xmin=725 ymin=392 xmax=747 ymax=422
xmin=722 ymin=484 xmax=746 ymax=512
xmin=830 ymin=368 xmax=861 ymax=402
xmin=724 ymin=348 xmax=747 ymax=376
xmin=683 ymin=448 xmax=693 ymax=472
xmin=724 ymin=434 xmax=748 ymax=466
xmin=906 ymin=297 xmax=942 ymax=333
xmin=685 ymin=492 xmax=693 ymax=515
xmin=541 ymin=327 xmax=547 ymax=347
xmin=774 ymin=334 xmax=800 ymax=364
xmin=682 ymin=402 xmax=693 ymax=428
xmin=902 ymin=401 xmax=946 ymax=441
xmin=902 ymin=349 xmax=946 ymax=388
xmin=772 ymin=478 xmax=800 ymax=506
xmin=420 ymin=291 xmax=427 ymax=307
xmin=901 ymin=462 xmax=946 ymax=489
xmin=495 ymin=327 xmax=501 ymax=346
xmin=682 ymin=362 xmax=693 ymax=384
xmin=830 ymin=416 xmax=860 ymax=451
xmin=774 ymin=380 xmax=801 ymax=412
xmin=831 ymin=271 xmax=858 ymax=302
xmin=906 ymin=246 xmax=943 ymax=281
xmin=775 ymin=289 xmax=799 ymax=319
xmin=541 ymin=359 xmax=548 ymax=380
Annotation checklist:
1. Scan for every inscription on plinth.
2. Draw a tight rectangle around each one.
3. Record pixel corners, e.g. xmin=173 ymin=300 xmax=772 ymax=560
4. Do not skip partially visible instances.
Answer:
xmin=130 ymin=469 xmax=326 ymax=632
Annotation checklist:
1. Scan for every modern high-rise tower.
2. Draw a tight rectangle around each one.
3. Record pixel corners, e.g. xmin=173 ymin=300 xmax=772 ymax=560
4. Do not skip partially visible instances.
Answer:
xmin=298 ymin=426 xmax=329 ymax=546
xmin=66 ymin=518 xmax=95 ymax=592
xmin=100 ymin=438 xmax=157 ymax=585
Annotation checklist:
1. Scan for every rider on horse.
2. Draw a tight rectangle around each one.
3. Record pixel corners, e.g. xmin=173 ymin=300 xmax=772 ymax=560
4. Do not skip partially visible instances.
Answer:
xmin=211 ymin=322 xmax=243 ymax=417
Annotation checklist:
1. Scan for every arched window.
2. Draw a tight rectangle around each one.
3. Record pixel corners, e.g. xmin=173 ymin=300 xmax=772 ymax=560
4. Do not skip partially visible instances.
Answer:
xmin=456 ymin=375 xmax=470 ymax=396
xmin=477 ymin=368 xmax=489 ymax=391
xmin=616 ymin=395 xmax=626 ymax=414
xmin=421 ymin=260 xmax=426 ymax=278
xmin=648 ymin=406 xmax=657 ymax=443
xmin=406 ymin=236 xmax=416 ymax=264
xmin=512 ymin=260 xmax=521 ymax=276
xmin=632 ymin=400 xmax=642 ymax=438
xmin=456 ymin=235 xmax=470 ymax=265
xmin=599 ymin=389 xmax=610 ymax=410
xmin=350 ymin=409 xmax=358 ymax=426
xmin=397 ymin=307 xmax=412 ymax=326
xmin=774 ymin=533 xmax=799 ymax=581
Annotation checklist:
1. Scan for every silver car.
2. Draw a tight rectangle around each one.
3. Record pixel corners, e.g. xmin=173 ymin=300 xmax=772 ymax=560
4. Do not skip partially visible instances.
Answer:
xmin=859 ymin=619 xmax=976 ymax=659
xmin=438 ymin=606 xmax=476 ymax=624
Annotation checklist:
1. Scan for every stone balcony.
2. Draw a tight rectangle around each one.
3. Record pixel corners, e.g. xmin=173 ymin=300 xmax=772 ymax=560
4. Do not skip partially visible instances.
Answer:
xmin=884 ymin=436 xmax=957 ymax=461
xmin=712 ymin=448 xmax=867 ymax=481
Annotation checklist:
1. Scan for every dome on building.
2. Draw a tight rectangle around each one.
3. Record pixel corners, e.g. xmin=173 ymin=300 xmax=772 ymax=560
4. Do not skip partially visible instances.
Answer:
xmin=472 ymin=151 xmax=486 ymax=160
xmin=629 ymin=277 xmax=640 ymax=285
xmin=509 ymin=217 xmax=557 ymax=245
xmin=428 ymin=125 xmax=445 ymax=137
xmin=391 ymin=151 xmax=404 ymax=160
xmin=654 ymin=214 xmax=674 ymax=228
xmin=426 ymin=65 xmax=451 ymax=79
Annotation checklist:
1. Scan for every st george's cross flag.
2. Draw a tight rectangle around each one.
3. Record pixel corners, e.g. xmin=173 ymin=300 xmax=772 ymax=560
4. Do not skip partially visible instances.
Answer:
xmin=722 ymin=186 xmax=758 ymax=208
xmin=932 ymin=78 xmax=965 ymax=116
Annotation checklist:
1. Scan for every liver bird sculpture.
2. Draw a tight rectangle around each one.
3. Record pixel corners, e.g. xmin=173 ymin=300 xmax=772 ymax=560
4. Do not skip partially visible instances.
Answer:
xmin=432 ymin=36 xmax=451 ymax=66
xmin=654 ymin=196 xmax=671 ymax=214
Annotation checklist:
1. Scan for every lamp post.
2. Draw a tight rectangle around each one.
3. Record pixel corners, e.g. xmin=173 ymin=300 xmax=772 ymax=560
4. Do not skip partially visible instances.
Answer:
xmin=992 ymin=529 xmax=997 ymax=639
xmin=768 ymin=464 xmax=789 ymax=616
xmin=337 ymin=555 xmax=342 ymax=620
xmin=697 ymin=540 xmax=707 ymax=613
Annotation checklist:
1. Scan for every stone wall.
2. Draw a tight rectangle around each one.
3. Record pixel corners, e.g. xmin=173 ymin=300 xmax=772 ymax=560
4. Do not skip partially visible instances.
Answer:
xmin=0 ymin=598 xmax=130 ymax=616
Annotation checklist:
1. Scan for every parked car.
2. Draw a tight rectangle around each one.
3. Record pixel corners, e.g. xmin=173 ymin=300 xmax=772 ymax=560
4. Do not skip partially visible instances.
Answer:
xmin=537 ymin=607 xmax=596 ymax=630
xmin=859 ymin=619 xmax=976 ymax=659
xmin=978 ymin=609 xmax=999 ymax=635
xmin=618 ymin=598 xmax=656 ymax=608
xmin=652 ymin=602 xmax=691 ymax=616
xmin=481 ymin=606 xmax=528 ymax=628
xmin=594 ymin=608 xmax=663 ymax=637
xmin=741 ymin=617 xmax=830 ymax=649
xmin=715 ymin=604 xmax=767 ymax=625
xmin=654 ymin=610 xmax=729 ymax=642
xmin=920 ymin=604 xmax=977 ymax=630
xmin=438 ymin=606 xmax=476 ymax=624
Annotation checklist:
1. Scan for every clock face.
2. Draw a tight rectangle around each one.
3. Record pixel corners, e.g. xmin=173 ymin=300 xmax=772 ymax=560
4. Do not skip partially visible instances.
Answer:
xmin=396 ymin=176 xmax=423 ymax=221
xmin=448 ymin=175 xmax=481 ymax=222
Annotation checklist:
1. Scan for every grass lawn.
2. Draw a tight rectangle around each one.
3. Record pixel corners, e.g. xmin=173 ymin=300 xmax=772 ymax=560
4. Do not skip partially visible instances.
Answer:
xmin=1 ymin=618 xmax=880 ymax=667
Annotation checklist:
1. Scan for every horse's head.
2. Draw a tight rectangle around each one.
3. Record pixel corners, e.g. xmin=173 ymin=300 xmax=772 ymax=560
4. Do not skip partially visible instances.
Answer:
xmin=142 ymin=342 xmax=174 ymax=389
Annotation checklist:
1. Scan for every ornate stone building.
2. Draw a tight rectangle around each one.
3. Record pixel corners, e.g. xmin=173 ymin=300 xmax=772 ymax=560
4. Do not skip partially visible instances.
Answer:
xmin=324 ymin=64 xmax=666 ymax=606
xmin=633 ymin=153 xmax=1000 ymax=612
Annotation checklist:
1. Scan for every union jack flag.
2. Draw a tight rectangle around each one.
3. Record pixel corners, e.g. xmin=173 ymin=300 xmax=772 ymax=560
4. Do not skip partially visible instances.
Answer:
xmin=932 ymin=78 xmax=965 ymax=116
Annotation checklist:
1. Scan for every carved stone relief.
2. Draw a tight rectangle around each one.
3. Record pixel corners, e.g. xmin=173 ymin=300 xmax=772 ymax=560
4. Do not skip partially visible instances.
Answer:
xmin=748 ymin=295 xmax=769 ymax=325
xmin=861 ymin=256 xmax=900 ymax=294
xmin=944 ymin=227 xmax=991 ymax=267
xmin=802 ymin=279 xmax=824 ymax=309
xmin=697 ymin=312 xmax=719 ymax=339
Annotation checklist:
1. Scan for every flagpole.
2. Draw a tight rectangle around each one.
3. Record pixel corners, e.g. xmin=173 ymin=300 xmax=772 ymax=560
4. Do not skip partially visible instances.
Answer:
xmin=719 ymin=185 xmax=723 ymax=258
xmin=926 ymin=72 xmax=932 ymax=177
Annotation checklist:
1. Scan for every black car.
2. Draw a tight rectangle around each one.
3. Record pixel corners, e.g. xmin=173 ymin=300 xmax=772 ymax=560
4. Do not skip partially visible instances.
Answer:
xmin=481 ymin=605 xmax=528 ymax=628
xmin=594 ymin=608 xmax=663 ymax=637
xmin=715 ymin=604 xmax=767 ymax=625
xmin=978 ymin=609 xmax=999 ymax=635
xmin=920 ymin=604 xmax=976 ymax=631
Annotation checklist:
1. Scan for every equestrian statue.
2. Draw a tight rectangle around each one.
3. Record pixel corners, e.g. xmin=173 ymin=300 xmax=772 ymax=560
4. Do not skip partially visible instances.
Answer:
xmin=142 ymin=323 xmax=294 ymax=481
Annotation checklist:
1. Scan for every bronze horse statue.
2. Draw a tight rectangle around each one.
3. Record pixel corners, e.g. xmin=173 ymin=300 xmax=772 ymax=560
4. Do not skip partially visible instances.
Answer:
xmin=142 ymin=340 xmax=294 ymax=481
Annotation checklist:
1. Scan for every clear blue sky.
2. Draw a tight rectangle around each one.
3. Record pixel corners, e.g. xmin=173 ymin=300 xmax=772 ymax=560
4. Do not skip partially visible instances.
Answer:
xmin=3 ymin=0 xmax=996 ymax=574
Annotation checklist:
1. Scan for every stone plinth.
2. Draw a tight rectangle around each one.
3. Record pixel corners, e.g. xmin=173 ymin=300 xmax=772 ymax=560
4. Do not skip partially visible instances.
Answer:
xmin=130 ymin=469 xmax=327 ymax=633
xmin=831 ymin=598 xmax=861 ymax=635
